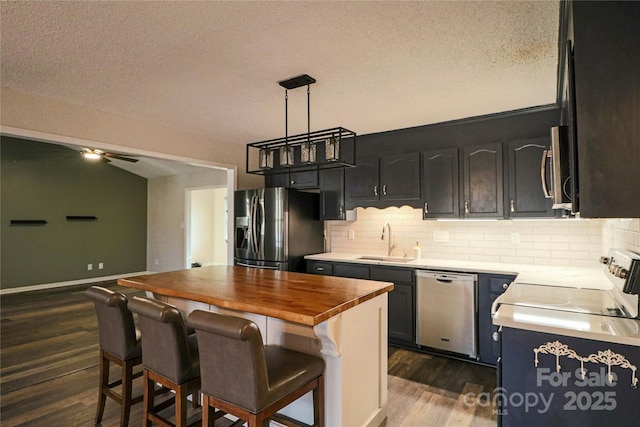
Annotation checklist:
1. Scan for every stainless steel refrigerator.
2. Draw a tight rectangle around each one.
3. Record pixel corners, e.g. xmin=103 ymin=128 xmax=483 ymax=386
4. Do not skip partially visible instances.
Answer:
xmin=234 ymin=187 xmax=324 ymax=271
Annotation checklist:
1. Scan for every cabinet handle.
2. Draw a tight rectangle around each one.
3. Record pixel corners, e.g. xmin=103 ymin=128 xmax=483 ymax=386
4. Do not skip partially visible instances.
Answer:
xmin=291 ymin=180 xmax=295 ymax=185
xmin=339 ymin=205 xmax=344 ymax=215
xmin=510 ymin=200 xmax=515 ymax=213
xmin=374 ymin=185 xmax=378 ymax=196
xmin=316 ymin=267 xmax=324 ymax=271
xmin=492 ymin=332 xmax=499 ymax=342
xmin=464 ymin=201 xmax=469 ymax=214
xmin=382 ymin=184 xmax=387 ymax=195
xmin=503 ymin=283 xmax=509 ymax=290
xmin=424 ymin=202 xmax=429 ymax=214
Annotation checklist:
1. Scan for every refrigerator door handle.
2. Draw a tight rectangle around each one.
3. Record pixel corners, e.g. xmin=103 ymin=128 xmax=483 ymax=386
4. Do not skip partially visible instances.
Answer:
xmin=250 ymin=195 xmax=259 ymax=254
xmin=257 ymin=194 xmax=265 ymax=258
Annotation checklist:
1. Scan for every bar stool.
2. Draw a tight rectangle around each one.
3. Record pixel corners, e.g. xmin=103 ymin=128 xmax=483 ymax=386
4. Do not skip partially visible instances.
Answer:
xmin=128 ymin=296 xmax=201 ymax=427
xmin=85 ymin=286 xmax=143 ymax=427
xmin=187 ymin=310 xmax=325 ymax=427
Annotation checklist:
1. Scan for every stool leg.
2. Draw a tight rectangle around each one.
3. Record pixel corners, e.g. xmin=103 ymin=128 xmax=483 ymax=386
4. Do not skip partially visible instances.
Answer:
xmin=95 ymin=350 xmax=109 ymax=424
xmin=120 ymin=359 xmax=134 ymax=427
xmin=314 ymin=375 xmax=325 ymax=427
xmin=142 ymin=369 xmax=154 ymax=427
xmin=202 ymin=395 xmax=210 ymax=427
xmin=176 ymin=383 xmax=188 ymax=427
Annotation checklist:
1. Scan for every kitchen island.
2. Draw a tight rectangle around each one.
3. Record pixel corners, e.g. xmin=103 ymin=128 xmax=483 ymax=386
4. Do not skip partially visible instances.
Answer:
xmin=118 ymin=266 xmax=394 ymax=427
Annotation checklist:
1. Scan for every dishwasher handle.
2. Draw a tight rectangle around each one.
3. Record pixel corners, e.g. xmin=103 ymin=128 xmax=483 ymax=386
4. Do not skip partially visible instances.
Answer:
xmin=415 ymin=270 xmax=477 ymax=282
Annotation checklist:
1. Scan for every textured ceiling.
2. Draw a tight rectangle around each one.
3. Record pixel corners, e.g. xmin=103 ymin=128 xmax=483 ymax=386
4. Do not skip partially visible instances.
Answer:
xmin=1 ymin=1 xmax=560 ymax=148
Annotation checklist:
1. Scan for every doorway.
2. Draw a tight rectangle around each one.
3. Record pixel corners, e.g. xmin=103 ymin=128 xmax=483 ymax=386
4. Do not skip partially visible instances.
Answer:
xmin=186 ymin=187 xmax=228 ymax=269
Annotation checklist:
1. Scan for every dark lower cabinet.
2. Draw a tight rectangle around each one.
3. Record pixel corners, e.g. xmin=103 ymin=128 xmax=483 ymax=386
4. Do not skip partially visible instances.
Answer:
xmin=371 ymin=266 xmax=415 ymax=345
xmin=305 ymin=260 xmax=416 ymax=346
xmin=507 ymin=138 xmax=554 ymax=218
xmin=499 ymin=327 xmax=640 ymax=426
xmin=478 ymin=273 xmax=515 ymax=365
xmin=462 ymin=143 xmax=504 ymax=218
xmin=421 ymin=148 xmax=459 ymax=219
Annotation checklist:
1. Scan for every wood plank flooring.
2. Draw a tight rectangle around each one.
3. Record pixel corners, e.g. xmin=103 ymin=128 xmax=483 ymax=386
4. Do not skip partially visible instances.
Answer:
xmin=1 ymin=281 xmax=497 ymax=426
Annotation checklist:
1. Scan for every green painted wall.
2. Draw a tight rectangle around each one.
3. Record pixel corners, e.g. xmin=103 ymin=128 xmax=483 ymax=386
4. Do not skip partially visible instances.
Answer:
xmin=1 ymin=137 xmax=147 ymax=289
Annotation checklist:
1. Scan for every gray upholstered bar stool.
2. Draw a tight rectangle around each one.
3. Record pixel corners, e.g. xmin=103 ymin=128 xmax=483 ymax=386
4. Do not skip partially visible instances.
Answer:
xmin=128 ymin=296 xmax=201 ymax=427
xmin=85 ymin=286 xmax=143 ymax=427
xmin=187 ymin=310 xmax=325 ymax=427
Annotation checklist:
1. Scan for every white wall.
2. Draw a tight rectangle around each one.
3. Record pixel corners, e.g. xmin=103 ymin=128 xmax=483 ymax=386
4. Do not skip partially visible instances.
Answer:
xmin=188 ymin=187 xmax=228 ymax=267
xmin=0 ymin=87 xmax=264 ymax=190
xmin=327 ymin=207 xmax=606 ymax=268
xmin=148 ymin=169 xmax=227 ymax=273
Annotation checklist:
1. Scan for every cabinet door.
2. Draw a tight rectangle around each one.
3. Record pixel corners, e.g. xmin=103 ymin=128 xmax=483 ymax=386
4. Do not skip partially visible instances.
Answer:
xmin=507 ymin=138 xmax=554 ymax=218
xmin=319 ymin=169 xmax=345 ymax=220
xmin=306 ymin=261 xmax=333 ymax=275
xmin=572 ymin=1 xmax=640 ymax=217
xmin=477 ymin=274 xmax=514 ymax=366
xmin=463 ymin=143 xmax=504 ymax=218
xmin=380 ymin=152 xmax=421 ymax=201
xmin=422 ymin=148 xmax=459 ymax=218
xmin=344 ymin=157 xmax=380 ymax=202
xmin=387 ymin=282 xmax=415 ymax=342
xmin=265 ymin=173 xmax=290 ymax=188
xmin=371 ymin=266 xmax=415 ymax=344
xmin=289 ymin=170 xmax=318 ymax=189
xmin=345 ymin=156 xmax=380 ymax=203
xmin=333 ymin=263 xmax=370 ymax=279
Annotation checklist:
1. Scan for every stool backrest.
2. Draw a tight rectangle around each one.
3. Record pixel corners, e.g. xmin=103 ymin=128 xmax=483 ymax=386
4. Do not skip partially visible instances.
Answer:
xmin=85 ymin=286 xmax=139 ymax=360
xmin=128 ymin=296 xmax=195 ymax=383
xmin=188 ymin=310 xmax=268 ymax=411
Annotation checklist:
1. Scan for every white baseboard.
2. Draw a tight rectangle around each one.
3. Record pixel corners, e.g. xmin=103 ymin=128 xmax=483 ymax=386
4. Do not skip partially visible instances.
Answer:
xmin=0 ymin=271 xmax=150 ymax=295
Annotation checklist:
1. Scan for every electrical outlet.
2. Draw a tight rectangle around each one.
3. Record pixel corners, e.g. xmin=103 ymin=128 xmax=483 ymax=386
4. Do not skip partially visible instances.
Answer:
xmin=348 ymin=229 xmax=355 ymax=240
xmin=510 ymin=232 xmax=520 ymax=244
xmin=87 ymin=264 xmax=93 ymax=271
xmin=98 ymin=262 xmax=104 ymax=270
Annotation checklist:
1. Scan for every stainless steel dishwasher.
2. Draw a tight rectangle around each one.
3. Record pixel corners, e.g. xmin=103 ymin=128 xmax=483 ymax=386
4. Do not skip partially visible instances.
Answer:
xmin=416 ymin=270 xmax=478 ymax=358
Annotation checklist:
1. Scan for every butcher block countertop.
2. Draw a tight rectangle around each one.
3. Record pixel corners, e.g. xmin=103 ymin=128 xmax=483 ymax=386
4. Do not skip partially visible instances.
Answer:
xmin=118 ymin=266 xmax=393 ymax=326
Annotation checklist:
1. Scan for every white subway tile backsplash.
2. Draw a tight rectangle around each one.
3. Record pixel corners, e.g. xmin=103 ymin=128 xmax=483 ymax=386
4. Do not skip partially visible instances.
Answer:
xmin=326 ymin=207 xmax=612 ymax=268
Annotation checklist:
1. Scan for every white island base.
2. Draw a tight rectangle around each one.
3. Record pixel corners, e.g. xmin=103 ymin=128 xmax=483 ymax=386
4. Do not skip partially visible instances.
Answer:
xmin=158 ymin=292 xmax=389 ymax=427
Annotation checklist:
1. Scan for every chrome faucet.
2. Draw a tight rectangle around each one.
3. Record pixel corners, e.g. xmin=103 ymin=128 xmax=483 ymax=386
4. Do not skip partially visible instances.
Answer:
xmin=381 ymin=222 xmax=396 ymax=256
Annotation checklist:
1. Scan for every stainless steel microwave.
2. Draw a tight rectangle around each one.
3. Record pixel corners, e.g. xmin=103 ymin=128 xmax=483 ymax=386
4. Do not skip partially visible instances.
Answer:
xmin=541 ymin=125 xmax=577 ymax=213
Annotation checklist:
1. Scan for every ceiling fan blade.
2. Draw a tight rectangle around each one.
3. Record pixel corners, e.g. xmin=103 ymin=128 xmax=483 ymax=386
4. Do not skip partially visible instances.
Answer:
xmin=103 ymin=152 xmax=139 ymax=163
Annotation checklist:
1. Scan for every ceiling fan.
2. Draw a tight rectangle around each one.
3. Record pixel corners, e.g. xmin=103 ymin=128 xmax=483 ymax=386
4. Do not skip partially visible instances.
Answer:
xmin=81 ymin=149 xmax=139 ymax=163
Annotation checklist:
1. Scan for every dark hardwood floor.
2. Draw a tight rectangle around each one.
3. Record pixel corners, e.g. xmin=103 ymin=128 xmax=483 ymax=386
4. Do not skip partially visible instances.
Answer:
xmin=1 ymin=282 xmax=497 ymax=426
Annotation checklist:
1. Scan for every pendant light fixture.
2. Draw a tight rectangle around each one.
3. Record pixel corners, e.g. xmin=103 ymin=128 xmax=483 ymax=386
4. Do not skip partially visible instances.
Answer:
xmin=246 ymin=74 xmax=356 ymax=175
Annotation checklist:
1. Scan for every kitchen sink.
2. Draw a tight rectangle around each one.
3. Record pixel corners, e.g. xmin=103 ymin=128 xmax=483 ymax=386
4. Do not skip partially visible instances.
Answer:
xmin=357 ymin=255 xmax=415 ymax=263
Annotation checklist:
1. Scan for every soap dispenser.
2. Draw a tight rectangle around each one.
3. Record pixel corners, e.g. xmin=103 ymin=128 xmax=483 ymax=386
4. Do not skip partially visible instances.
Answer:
xmin=414 ymin=242 xmax=422 ymax=259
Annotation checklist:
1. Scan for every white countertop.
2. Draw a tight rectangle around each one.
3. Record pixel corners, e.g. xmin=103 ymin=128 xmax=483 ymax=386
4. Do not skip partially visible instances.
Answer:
xmin=305 ymin=252 xmax=612 ymax=290
xmin=306 ymin=252 xmax=640 ymax=345
xmin=493 ymin=304 xmax=640 ymax=346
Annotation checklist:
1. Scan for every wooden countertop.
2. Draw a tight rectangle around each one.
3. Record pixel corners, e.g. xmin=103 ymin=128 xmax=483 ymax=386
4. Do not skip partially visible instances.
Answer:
xmin=118 ymin=266 xmax=393 ymax=326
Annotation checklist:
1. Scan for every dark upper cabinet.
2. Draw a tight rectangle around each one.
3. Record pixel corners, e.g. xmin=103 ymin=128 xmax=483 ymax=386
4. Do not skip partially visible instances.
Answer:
xmin=345 ymin=153 xmax=421 ymax=206
xmin=462 ymin=143 xmax=504 ymax=218
xmin=421 ymin=148 xmax=459 ymax=219
xmin=265 ymin=172 xmax=290 ymax=188
xmin=319 ymin=168 xmax=345 ymax=220
xmin=507 ymin=138 xmax=554 ymax=218
xmin=568 ymin=1 xmax=640 ymax=217
xmin=265 ymin=170 xmax=319 ymax=189
xmin=379 ymin=153 xmax=421 ymax=201
xmin=344 ymin=156 xmax=380 ymax=203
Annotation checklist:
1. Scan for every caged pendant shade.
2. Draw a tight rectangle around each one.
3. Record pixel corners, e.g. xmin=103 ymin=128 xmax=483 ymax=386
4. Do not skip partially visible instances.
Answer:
xmin=245 ymin=74 xmax=356 ymax=175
